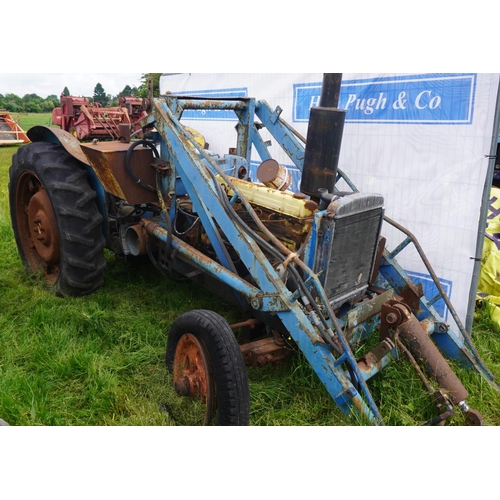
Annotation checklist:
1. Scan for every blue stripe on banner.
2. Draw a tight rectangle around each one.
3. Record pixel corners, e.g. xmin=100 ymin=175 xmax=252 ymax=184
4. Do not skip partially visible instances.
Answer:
xmin=171 ymin=87 xmax=248 ymax=121
xmin=405 ymin=271 xmax=452 ymax=320
xmin=293 ymin=73 xmax=476 ymax=125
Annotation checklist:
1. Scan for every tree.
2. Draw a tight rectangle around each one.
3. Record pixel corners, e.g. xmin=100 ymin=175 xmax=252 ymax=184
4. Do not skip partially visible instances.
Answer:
xmin=0 ymin=91 xmax=61 ymax=113
xmin=25 ymin=102 xmax=41 ymax=113
xmin=63 ymin=86 xmax=70 ymax=96
xmin=47 ymin=94 xmax=60 ymax=107
xmin=108 ymin=94 xmax=118 ymax=107
xmin=41 ymin=100 xmax=56 ymax=112
xmin=93 ymin=83 xmax=108 ymax=106
xmin=139 ymin=73 xmax=162 ymax=98
xmin=5 ymin=93 xmax=21 ymax=112
xmin=120 ymin=85 xmax=133 ymax=97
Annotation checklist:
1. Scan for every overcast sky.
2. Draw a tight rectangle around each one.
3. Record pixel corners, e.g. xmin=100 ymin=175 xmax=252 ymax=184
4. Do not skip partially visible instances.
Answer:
xmin=1 ymin=3 xmax=494 ymax=101
xmin=0 ymin=73 xmax=144 ymax=99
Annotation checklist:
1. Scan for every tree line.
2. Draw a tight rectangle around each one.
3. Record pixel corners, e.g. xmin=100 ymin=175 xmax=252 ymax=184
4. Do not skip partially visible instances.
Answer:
xmin=0 ymin=73 xmax=162 ymax=113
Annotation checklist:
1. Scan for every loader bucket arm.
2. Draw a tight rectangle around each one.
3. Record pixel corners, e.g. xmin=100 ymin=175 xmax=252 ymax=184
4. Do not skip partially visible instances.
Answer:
xmin=139 ymin=97 xmax=386 ymax=423
xmin=137 ymin=90 xmax=497 ymax=424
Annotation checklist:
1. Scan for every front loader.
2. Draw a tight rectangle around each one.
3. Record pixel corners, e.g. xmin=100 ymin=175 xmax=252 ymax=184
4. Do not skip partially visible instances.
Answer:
xmin=8 ymin=74 xmax=499 ymax=425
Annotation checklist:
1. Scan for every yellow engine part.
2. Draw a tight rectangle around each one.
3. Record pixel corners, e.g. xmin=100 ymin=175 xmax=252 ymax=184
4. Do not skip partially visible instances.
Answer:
xmin=216 ymin=175 xmax=318 ymax=220
xmin=185 ymin=126 xmax=206 ymax=149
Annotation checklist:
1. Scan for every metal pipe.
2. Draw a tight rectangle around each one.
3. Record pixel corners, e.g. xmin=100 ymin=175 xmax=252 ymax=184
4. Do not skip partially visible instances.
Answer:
xmin=396 ymin=311 xmax=469 ymax=405
xmin=319 ymin=73 xmax=343 ymax=108
xmin=142 ymin=220 xmax=264 ymax=309
xmin=229 ymin=318 xmax=263 ymax=330
xmin=300 ymin=73 xmax=346 ymax=199
xmin=175 ymin=98 xmax=247 ymax=111
xmin=384 ymin=215 xmax=494 ymax=379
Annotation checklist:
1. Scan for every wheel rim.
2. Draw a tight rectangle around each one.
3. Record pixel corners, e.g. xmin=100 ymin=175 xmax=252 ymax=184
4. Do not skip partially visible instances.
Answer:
xmin=172 ymin=333 xmax=215 ymax=425
xmin=15 ymin=171 xmax=61 ymax=282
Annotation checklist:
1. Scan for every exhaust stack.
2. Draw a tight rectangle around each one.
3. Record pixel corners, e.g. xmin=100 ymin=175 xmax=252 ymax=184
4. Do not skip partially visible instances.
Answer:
xmin=300 ymin=73 xmax=346 ymax=200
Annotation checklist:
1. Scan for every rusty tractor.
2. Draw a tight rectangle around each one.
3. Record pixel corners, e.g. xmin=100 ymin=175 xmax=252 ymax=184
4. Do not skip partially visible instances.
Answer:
xmin=8 ymin=74 xmax=499 ymax=425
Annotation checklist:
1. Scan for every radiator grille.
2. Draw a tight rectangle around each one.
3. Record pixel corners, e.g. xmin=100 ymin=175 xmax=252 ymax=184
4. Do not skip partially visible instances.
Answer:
xmin=314 ymin=194 xmax=384 ymax=308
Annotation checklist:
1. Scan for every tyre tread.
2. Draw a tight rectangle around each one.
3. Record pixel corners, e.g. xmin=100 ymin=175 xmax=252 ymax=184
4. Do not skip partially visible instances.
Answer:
xmin=9 ymin=142 xmax=106 ymax=297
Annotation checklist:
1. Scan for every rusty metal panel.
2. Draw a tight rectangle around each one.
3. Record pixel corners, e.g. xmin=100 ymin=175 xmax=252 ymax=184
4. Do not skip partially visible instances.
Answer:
xmin=81 ymin=141 xmax=158 ymax=205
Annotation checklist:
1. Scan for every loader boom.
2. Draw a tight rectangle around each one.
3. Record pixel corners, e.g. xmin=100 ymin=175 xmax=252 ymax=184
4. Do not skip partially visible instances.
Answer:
xmin=128 ymin=82 xmax=496 ymax=423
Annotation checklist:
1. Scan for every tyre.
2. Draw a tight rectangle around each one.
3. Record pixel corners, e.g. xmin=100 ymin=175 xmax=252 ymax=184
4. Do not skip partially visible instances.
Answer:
xmin=166 ymin=310 xmax=250 ymax=426
xmin=9 ymin=141 xmax=106 ymax=297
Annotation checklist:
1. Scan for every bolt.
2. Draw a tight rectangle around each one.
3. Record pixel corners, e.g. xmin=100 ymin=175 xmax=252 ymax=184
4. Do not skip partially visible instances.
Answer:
xmin=251 ymin=297 xmax=262 ymax=310
xmin=386 ymin=312 xmax=398 ymax=324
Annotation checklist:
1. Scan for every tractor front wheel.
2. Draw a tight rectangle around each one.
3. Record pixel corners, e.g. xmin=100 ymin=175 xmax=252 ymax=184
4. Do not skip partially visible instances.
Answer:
xmin=166 ymin=310 xmax=250 ymax=426
xmin=9 ymin=141 xmax=106 ymax=297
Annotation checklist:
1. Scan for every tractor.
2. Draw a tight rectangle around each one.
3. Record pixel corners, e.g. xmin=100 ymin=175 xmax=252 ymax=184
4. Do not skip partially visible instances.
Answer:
xmin=8 ymin=74 xmax=499 ymax=425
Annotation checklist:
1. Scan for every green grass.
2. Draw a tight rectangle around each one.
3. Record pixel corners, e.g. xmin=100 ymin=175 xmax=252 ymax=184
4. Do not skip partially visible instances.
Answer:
xmin=1 ymin=126 xmax=500 ymax=426
xmin=8 ymin=113 xmax=53 ymax=131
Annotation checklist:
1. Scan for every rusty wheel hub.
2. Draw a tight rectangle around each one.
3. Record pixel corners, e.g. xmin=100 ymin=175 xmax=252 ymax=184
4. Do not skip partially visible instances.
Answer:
xmin=16 ymin=173 xmax=61 ymax=282
xmin=173 ymin=333 xmax=215 ymax=424
xmin=27 ymin=189 xmax=60 ymax=266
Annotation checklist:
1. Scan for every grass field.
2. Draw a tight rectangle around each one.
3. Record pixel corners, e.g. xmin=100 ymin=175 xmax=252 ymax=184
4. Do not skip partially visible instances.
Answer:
xmin=1 ymin=114 xmax=500 ymax=426
xmin=7 ymin=113 xmax=53 ymax=131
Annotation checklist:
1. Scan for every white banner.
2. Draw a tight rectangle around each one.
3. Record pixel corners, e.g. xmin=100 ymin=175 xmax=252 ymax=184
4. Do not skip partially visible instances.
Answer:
xmin=160 ymin=73 xmax=500 ymax=328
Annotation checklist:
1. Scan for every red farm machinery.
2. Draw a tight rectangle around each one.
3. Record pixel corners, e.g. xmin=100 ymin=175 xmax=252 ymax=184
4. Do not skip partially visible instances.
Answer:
xmin=51 ymin=94 xmax=147 ymax=141
xmin=0 ymin=111 xmax=29 ymax=146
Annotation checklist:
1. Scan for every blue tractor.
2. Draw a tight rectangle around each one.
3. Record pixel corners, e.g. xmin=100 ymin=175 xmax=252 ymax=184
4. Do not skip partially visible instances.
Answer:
xmin=9 ymin=74 xmax=498 ymax=425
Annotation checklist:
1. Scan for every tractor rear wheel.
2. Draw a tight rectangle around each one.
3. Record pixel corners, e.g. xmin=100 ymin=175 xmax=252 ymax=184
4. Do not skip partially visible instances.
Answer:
xmin=9 ymin=141 xmax=106 ymax=297
xmin=166 ymin=310 xmax=250 ymax=426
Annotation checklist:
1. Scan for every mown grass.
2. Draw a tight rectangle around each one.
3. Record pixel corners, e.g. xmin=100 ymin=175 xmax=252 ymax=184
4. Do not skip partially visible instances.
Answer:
xmin=1 ymin=116 xmax=500 ymax=426
xmin=8 ymin=113 xmax=53 ymax=131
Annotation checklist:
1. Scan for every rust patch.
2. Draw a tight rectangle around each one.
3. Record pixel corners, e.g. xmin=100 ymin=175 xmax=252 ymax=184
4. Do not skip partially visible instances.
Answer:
xmin=398 ymin=282 xmax=424 ymax=315
xmin=173 ymin=333 xmax=211 ymax=402
xmin=81 ymin=141 xmax=158 ymax=204
xmin=240 ymin=337 xmax=293 ymax=366
xmin=304 ymin=199 xmax=319 ymax=211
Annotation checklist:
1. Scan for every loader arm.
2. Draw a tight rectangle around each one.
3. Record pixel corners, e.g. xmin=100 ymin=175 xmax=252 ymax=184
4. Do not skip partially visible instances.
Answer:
xmin=136 ymin=91 xmax=498 ymax=424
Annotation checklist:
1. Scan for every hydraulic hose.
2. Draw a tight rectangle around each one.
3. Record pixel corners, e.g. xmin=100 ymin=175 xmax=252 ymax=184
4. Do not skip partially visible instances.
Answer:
xmin=125 ymin=139 xmax=160 ymax=193
xmin=210 ymin=170 xmax=345 ymax=356
xmin=213 ymin=171 xmax=362 ymax=391
xmin=155 ymin=170 xmax=173 ymax=259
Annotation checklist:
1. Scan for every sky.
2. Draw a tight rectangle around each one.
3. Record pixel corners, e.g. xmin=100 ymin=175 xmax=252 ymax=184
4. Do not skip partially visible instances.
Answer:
xmin=0 ymin=73 xmax=144 ymax=99
xmin=4 ymin=4 xmax=495 ymax=102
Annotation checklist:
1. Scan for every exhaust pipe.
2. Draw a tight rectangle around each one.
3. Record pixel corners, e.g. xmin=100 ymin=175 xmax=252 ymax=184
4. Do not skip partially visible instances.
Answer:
xmin=123 ymin=224 xmax=147 ymax=256
xmin=300 ymin=73 xmax=346 ymax=200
